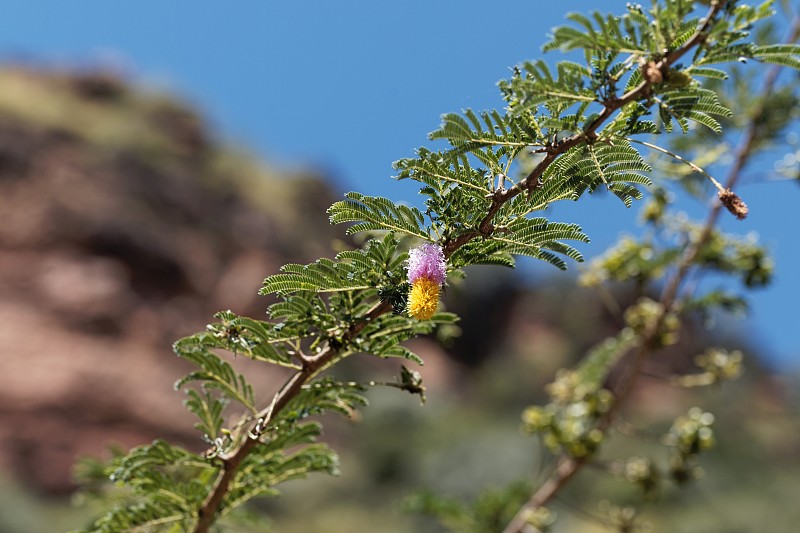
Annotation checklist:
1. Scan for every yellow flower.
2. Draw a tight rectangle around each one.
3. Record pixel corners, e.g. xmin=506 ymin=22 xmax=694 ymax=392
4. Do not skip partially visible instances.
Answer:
xmin=407 ymin=277 xmax=440 ymax=320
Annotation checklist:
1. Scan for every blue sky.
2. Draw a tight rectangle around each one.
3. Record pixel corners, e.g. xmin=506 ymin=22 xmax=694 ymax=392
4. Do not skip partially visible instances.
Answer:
xmin=3 ymin=1 xmax=798 ymax=367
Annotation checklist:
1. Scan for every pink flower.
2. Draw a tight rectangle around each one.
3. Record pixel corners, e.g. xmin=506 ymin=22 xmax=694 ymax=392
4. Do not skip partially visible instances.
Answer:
xmin=406 ymin=243 xmax=446 ymax=285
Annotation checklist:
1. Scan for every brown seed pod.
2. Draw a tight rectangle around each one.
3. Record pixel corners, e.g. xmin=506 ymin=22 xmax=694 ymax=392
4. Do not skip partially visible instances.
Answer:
xmin=718 ymin=188 xmax=749 ymax=220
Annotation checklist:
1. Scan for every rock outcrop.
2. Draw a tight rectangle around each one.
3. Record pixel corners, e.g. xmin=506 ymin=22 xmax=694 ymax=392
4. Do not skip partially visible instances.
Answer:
xmin=0 ymin=67 xmax=340 ymax=493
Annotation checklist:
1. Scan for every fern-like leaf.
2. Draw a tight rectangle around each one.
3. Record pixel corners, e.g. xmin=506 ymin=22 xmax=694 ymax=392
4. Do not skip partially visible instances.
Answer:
xmin=223 ymin=443 xmax=338 ymax=515
xmin=685 ymin=66 xmax=729 ymax=80
xmin=394 ymin=147 xmax=490 ymax=199
xmin=359 ymin=311 xmax=459 ymax=364
xmin=173 ymin=346 xmax=257 ymax=414
xmin=261 ymin=233 xmax=405 ymax=296
xmin=261 ymin=258 xmax=368 ymax=295
xmin=501 ymin=59 xmax=597 ymax=117
xmin=328 ymin=191 xmax=429 ymax=238
xmin=542 ymin=139 xmax=652 ymax=207
xmin=77 ymin=441 xmax=215 ymax=532
xmin=752 ymin=43 xmax=800 ymax=70
xmin=543 ymin=11 xmax=643 ymax=54
xmin=109 ymin=440 xmax=209 ymax=484
xmin=656 ymin=86 xmax=732 ymax=134
xmin=490 ymin=217 xmax=590 ymax=270
xmin=428 ymin=108 xmax=539 ymax=167
xmin=279 ymin=378 xmax=369 ymax=422
xmin=192 ymin=311 xmax=297 ymax=367
xmin=82 ymin=500 xmax=194 ymax=533
xmin=184 ymin=388 xmax=228 ymax=441
xmin=448 ymin=238 xmax=516 ymax=270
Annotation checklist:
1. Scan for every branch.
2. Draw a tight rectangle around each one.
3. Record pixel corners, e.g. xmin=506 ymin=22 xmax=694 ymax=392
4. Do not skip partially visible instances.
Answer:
xmin=192 ymin=301 xmax=390 ymax=532
xmin=194 ymin=3 xmax=757 ymax=530
xmin=445 ymin=1 xmax=725 ymax=258
xmin=626 ymin=137 xmax=726 ymax=192
xmin=501 ymin=12 xmax=800 ymax=533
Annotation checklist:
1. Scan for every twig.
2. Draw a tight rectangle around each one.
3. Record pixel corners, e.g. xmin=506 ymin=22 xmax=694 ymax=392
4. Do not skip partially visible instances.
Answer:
xmin=626 ymin=137 xmax=726 ymax=192
xmin=192 ymin=301 xmax=391 ymax=532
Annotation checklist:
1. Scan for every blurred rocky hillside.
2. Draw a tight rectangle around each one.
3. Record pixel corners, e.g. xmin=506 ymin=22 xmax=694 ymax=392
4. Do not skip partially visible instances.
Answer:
xmin=0 ymin=66 xmax=343 ymax=495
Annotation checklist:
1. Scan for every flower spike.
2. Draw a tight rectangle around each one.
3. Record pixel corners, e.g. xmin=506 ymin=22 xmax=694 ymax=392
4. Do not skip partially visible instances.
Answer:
xmin=406 ymin=243 xmax=446 ymax=320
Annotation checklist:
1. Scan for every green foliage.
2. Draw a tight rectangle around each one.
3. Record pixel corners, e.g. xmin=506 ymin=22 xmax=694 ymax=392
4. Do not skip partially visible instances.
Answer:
xmin=446 ymin=238 xmax=517 ymax=269
xmin=406 ymin=482 xmax=534 ymax=533
xmin=694 ymin=226 xmax=774 ymax=287
xmin=751 ymin=43 xmax=800 ymax=69
xmin=667 ymin=408 xmax=716 ymax=484
xmin=107 ymin=440 xmax=210 ymax=487
xmin=541 ymin=139 xmax=653 ymax=206
xmin=328 ymin=192 xmax=429 ymax=239
xmin=394 ymin=147 xmax=490 ymax=201
xmin=428 ymin=108 xmax=538 ymax=164
xmin=481 ymin=217 xmax=589 ymax=270
xmin=542 ymin=7 xmax=658 ymax=55
xmin=575 ymin=328 xmax=639 ymax=388
xmin=263 ymin=259 xmax=372 ymax=296
xmin=184 ymin=389 xmax=228 ymax=443
xmin=582 ymin=212 xmax=773 ymax=296
xmin=500 ymin=59 xmax=596 ymax=118
xmin=86 ymin=500 xmax=193 ymax=533
xmin=261 ymin=231 xmax=406 ymax=296
xmin=520 ymin=330 xmax=638 ymax=459
xmin=516 ymin=189 xmax=774 ymax=525
xmin=177 ymin=310 xmax=297 ymax=368
xmin=75 ymin=2 xmax=800 ymax=532
xmin=580 ymin=235 xmax=679 ymax=286
xmin=76 ymin=441 xmax=212 ymax=532
xmin=223 ymin=442 xmax=337 ymax=511
xmin=656 ymin=86 xmax=732 ymax=133
xmin=279 ymin=378 xmax=369 ymax=422
xmin=174 ymin=339 xmax=258 ymax=415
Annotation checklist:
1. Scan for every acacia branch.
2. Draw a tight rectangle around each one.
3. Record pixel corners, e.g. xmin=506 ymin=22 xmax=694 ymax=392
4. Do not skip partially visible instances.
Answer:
xmin=502 ymin=13 xmax=800 ymax=533
xmin=445 ymin=2 xmax=724 ymax=258
xmin=194 ymin=3 xmax=750 ymax=530
xmin=192 ymin=301 xmax=390 ymax=532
